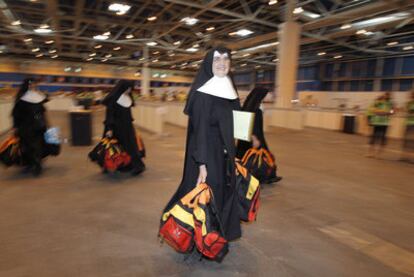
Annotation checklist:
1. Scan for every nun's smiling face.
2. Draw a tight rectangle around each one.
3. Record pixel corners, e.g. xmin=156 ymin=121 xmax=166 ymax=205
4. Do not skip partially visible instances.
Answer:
xmin=212 ymin=51 xmax=230 ymax=78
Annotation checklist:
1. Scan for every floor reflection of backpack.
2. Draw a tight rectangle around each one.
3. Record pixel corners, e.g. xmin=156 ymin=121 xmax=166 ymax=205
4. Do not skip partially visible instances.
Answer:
xmin=241 ymin=147 xmax=277 ymax=183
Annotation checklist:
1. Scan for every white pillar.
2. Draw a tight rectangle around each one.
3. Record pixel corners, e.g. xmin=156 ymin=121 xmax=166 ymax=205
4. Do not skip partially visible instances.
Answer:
xmin=275 ymin=20 xmax=301 ymax=108
xmin=141 ymin=47 xmax=150 ymax=96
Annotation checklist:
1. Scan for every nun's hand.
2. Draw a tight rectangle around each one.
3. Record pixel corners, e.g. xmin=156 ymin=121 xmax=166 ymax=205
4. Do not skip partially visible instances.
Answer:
xmin=106 ymin=130 xmax=113 ymax=138
xmin=197 ymin=164 xmax=207 ymax=185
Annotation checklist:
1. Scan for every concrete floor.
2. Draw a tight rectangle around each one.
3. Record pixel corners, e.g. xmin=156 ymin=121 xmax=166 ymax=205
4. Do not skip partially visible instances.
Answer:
xmin=0 ymin=111 xmax=413 ymax=277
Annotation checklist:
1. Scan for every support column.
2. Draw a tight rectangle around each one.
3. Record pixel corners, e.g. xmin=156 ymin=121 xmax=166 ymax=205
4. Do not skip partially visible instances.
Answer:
xmin=275 ymin=20 xmax=301 ymax=108
xmin=141 ymin=47 xmax=151 ymax=96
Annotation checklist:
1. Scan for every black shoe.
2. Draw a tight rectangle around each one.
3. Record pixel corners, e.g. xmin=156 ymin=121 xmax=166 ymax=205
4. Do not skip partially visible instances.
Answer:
xmin=267 ymin=176 xmax=282 ymax=184
xmin=32 ymin=165 xmax=42 ymax=177
xmin=131 ymin=166 xmax=145 ymax=176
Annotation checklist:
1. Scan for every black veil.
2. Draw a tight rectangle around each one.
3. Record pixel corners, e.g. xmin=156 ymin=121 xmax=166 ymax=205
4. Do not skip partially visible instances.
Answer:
xmin=102 ymin=80 xmax=135 ymax=106
xmin=242 ymin=87 xmax=269 ymax=112
xmin=15 ymin=78 xmax=34 ymax=103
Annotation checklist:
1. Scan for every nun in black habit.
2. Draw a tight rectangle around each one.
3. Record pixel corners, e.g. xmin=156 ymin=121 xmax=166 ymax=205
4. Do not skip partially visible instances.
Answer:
xmin=12 ymin=78 xmax=48 ymax=176
xmin=101 ymin=80 xmax=145 ymax=175
xmin=236 ymin=87 xmax=282 ymax=183
xmin=162 ymin=47 xmax=242 ymax=241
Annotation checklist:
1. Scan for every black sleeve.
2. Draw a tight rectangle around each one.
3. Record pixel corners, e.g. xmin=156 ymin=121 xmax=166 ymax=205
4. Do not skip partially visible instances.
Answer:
xmin=191 ymin=94 xmax=212 ymax=166
xmin=104 ymin=103 xmax=115 ymax=130
xmin=12 ymin=101 xmax=23 ymax=128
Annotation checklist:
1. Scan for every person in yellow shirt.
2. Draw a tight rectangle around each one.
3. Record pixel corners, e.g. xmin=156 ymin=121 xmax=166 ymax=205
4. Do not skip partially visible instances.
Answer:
xmin=367 ymin=92 xmax=394 ymax=158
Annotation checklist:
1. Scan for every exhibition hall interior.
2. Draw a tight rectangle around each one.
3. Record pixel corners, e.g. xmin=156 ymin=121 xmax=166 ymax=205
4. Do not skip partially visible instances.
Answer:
xmin=0 ymin=0 xmax=413 ymax=276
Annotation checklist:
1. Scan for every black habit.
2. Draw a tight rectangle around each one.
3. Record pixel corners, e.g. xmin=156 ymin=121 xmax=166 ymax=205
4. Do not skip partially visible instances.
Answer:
xmin=163 ymin=48 xmax=242 ymax=241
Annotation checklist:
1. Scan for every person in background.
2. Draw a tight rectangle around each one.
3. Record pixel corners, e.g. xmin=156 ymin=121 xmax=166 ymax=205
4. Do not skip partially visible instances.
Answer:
xmin=12 ymin=78 xmax=48 ymax=176
xmin=367 ymin=92 xmax=394 ymax=158
xmin=237 ymin=87 xmax=282 ymax=183
xmin=101 ymin=80 xmax=145 ymax=176
xmin=401 ymin=90 xmax=414 ymax=162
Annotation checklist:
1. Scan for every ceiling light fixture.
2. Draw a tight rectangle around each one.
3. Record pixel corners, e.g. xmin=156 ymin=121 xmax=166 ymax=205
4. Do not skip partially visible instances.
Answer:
xmin=32 ymin=48 xmax=40 ymax=52
xmin=146 ymin=41 xmax=157 ymax=46
xmin=186 ymin=47 xmax=198 ymax=52
xmin=268 ymin=0 xmax=278 ymax=5
xmin=75 ymin=67 xmax=82 ymax=73
xmin=334 ymin=55 xmax=343 ymax=59
xmin=113 ymin=46 xmax=121 ymax=51
xmin=403 ymin=45 xmax=413 ymax=51
xmin=181 ymin=17 xmax=199 ymax=26
xmin=94 ymin=44 xmax=102 ymax=49
xmin=101 ymin=58 xmax=108 ymax=62
xmin=229 ymin=29 xmax=254 ymax=37
xmin=105 ymin=54 xmax=112 ymax=58
xmin=126 ymin=34 xmax=134 ymax=39
xmin=51 ymin=54 xmax=58 ymax=59
xmin=293 ymin=7 xmax=304 ymax=14
xmin=356 ymin=29 xmax=367 ymax=35
xmin=108 ymin=3 xmax=131 ymax=15
xmin=240 ymin=63 xmax=247 ymax=67
xmin=206 ymin=26 xmax=215 ymax=31
xmin=340 ymin=24 xmax=352 ymax=30
xmin=93 ymin=34 xmax=109 ymax=40
xmin=387 ymin=41 xmax=398 ymax=46
xmin=45 ymin=40 xmax=54 ymax=44
xmin=11 ymin=20 xmax=21 ymax=26
xmin=24 ymin=38 xmax=32 ymax=42
xmin=173 ymin=41 xmax=181 ymax=45
xmin=168 ymin=53 xmax=175 ymax=57
xmin=152 ymin=59 xmax=159 ymax=63
xmin=49 ymin=49 xmax=57 ymax=53
xmin=89 ymin=53 xmax=96 ymax=57
xmin=317 ymin=52 xmax=326 ymax=56
xmin=39 ymin=24 xmax=49 ymax=29
xmin=35 ymin=53 xmax=43 ymax=58
xmin=86 ymin=57 xmax=93 ymax=61
xmin=153 ymin=51 xmax=159 ymax=54
xmin=147 ymin=16 xmax=157 ymax=21
xmin=34 ymin=28 xmax=52 ymax=34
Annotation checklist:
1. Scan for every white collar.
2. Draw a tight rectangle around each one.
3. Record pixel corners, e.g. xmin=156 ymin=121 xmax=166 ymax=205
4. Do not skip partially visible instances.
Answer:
xmin=116 ymin=92 xmax=132 ymax=108
xmin=20 ymin=90 xmax=46 ymax=103
xmin=197 ymin=76 xmax=238 ymax=100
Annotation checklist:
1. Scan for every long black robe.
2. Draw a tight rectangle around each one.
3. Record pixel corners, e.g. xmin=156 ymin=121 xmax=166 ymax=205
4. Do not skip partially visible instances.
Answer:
xmin=164 ymin=92 xmax=242 ymax=241
xmin=12 ymin=99 xmax=48 ymax=168
xmin=103 ymin=102 xmax=145 ymax=170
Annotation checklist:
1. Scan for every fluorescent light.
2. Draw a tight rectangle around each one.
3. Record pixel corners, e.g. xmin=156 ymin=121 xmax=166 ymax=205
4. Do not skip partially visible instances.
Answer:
xmin=32 ymin=48 xmax=40 ymax=52
xmin=293 ymin=7 xmax=303 ymax=14
xmin=113 ymin=46 xmax=121 ymax=51
xmin=403 ymin=46 xmax=413 ymax=51
xmin=34 ymin=28 xmax=52 ymax=33
xmin=206 ymin=26 xmax=215 ymax=31
xmin=340 ymin=24 xmax=352 ymax=30
xmin=89 ymin=53 xmax=96 ymax=57
xmin=24 ymin=38 xmax=32 ymax=42
xmin=147 ymin=16 xmax=157 ymax=21
xmin=103 ymin=31 xmax=111 ymax=36
xmin=146 ymin=41 xmax=157 ymax=46
xmin=152 ymin=59 xmax=159 ymax=63
xmin=317 ymin=52 xmax=326 ymax=56
xmin=170 ymin=65 xmax=176 ymax=69
xmin=160 ymin=74 xmax=167 ymax=78
xmin=334 ymin=55 xmax=343 ymax=59
xmin=153 ymin=51 xmax=159 ymax=54
xmin=49 ymin=49 xmax=57 ymax=53
xmin=94 ymin=44 xmax=102 ymax=49
xmin=108 ymin=3 xmax=131 ymax=15
xmin=181 ymin=17 xmax=198 ymax=26
xmin=45 ymin=40 xmax=54 ymax=44
xmin=35 ymin=54 xmax=43 ymax=58
xmin=387 ymin=41 xmax=398 ymax=46
xmin=231 ymin=50 xmax=237 ymax=54
xmin=11 ymin=20 xmax=21 ymax=26
xmin=364 ymin=31 xmax=374 ymax=36
xmin=168 ymin=53 xmax=175 ymax=57
xmin=126 ymin=34 xmax=134 ymax=39
xmin=39 ymin=24 xmax=49 ymax=29
xmin=303 ymin=11 xmax=321 ymax=19
xmin=93 ymin=34 xmax=109 ymax=40
xmin=240 ymin=63 xmax=247 ymax=67
xmin=51 ymin=54 xmax=58 ymax=59
xmin=101 ymin=58 xmax=108 ymax=62
xmin=268 ymin=0 xmax=278 ymax=5
xmin=86 ymin=57 xmax=93 ymax=61
xmin=242 ymin=53 xmax=250 ymax=57
xmin=186 ymin=47 xmax=198 ymax=52
xmin=181 ymin=62 xmax=188 ymax=66
xmin=193 ymin=43 xmax=199 ymax=48
xmin=195 ymin=32 xmax=203 ymax=37
xmin=105 ymin=54 xmax=112 ymax=58
xmin=139 ymin=57 xmax=145 ymax=61
xmin=229 ymin=29 xmax=254 ymax=37
xmin=153 ymin=73 xmax=160 ymax=78
xmin=75 ymin=67 xmax=82 ymax=73
xmin=64 ymin=67 xmax=72 ymax=72
xmin=134 ymin=72 xmax=141 ymax=76
xmin=273 ymin=58 xmax=279 ymax=62
xmin=173 ymin=41 xmax=181 ymax=45
xmin=356 ymin=29 xmax=367 ymax=35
